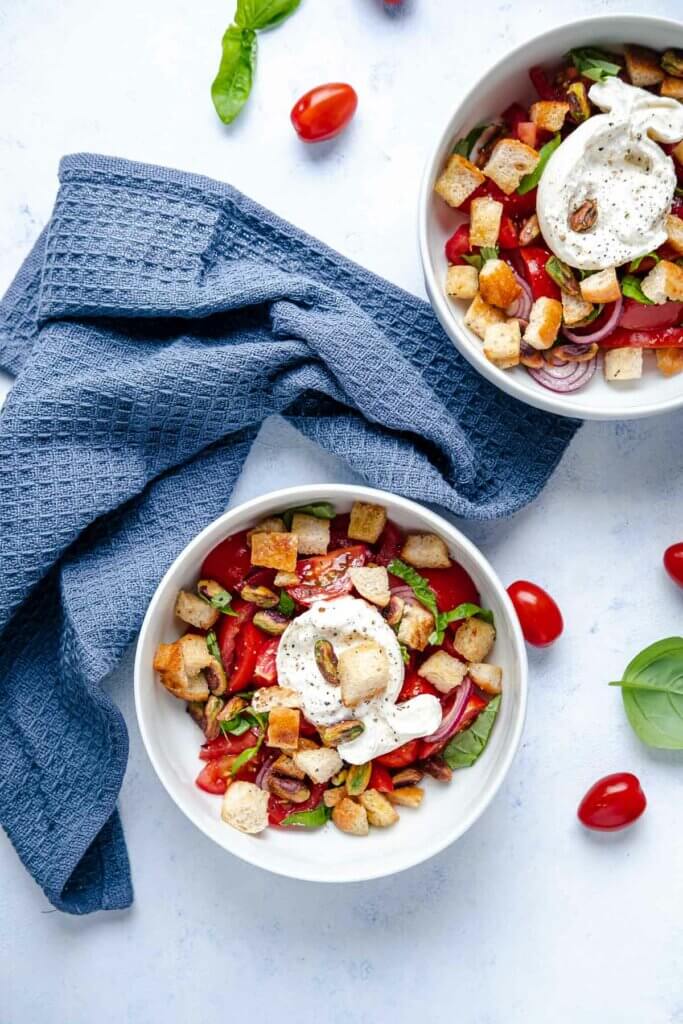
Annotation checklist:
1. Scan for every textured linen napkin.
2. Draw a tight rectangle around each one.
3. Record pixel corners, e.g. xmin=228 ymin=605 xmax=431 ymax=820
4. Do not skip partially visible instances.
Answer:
xmin=0 ymin=154 xmax=579 ymax=914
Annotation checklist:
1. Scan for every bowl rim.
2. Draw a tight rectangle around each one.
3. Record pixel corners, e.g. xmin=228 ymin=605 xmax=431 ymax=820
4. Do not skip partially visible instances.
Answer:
xmin=133 ymin=482 xmax=528 ymax=883
xmin=418 ymin=12 xmax=683 ymax=422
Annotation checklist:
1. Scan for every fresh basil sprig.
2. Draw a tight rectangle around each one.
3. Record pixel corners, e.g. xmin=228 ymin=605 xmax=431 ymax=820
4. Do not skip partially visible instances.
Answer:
xmin=518 ymin=134 xmax=561 ymax=195
xmin=281 ymin=801 xmax=331 ymax=828
xmin=438 ymin=602 xmax=494 ymax=630
xmin=219 ymin=706 xmax=266 ymax=737
xmin=545 ymin=256 xmax=580 ymax=296
xmin=278 ymin=589 xmax=296 ymax=616
xmin=206 ymin=630 xmax=222 ymax=662
xmin=568 ymin=47 xmax=622 ymax=83
xmin=282 ymin=501 xmax=336 ymax=529
xmin=609 ymin=637 xmax=683 ymax=749
xmin=480 ymin=246 xmax=500 ymax=264
xmin=621 ymin=274 xmax=653 ymax=306
xmin=388 ymin=559 xmax=494 ymax=646
xmin=462 ymin=253 xmax=483 ymax=271
xmin=444 ymin=695 xmax=501 ymax=768
xmin=452 ymin=124 xmax=489 ymax=159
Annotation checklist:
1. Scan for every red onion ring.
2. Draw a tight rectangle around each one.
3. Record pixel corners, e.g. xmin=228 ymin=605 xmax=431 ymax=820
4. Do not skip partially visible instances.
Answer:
xmin=505 ymin=270 xmax=533 ymax=321
xmin=423 ymin=678 xmax=473 ymax=744
xmin=390 ymin=585 xmax=419 ymax=603
xmin=526 ymin=355 xmax=597 ymax=393
xmin=562 ymin=296 xmax=623 ymax=345
xmin=255 ymin=752 xmax=279 ymax=790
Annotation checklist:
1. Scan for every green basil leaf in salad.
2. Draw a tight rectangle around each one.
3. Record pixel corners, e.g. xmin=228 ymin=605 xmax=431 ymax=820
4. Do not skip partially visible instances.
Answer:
xmin=628 ymin=252 xmax=659 ymax=272
xmin=282 ymin=501 xmax=336 ymax=529
xmin=211 ymin=25 xmax=257 ymax=125
xmin=517 ymin=134 xmax=561 ymax=195
xmin=480 ymin=246 xmax=500 ymax=264
xmin=609 ymin=637 xmax=683 ymax=749
xmin=437 ymin=602 xmax=495 ymax=630
xmin=280 ymin=802 xmax=331 ymax=828
xmin=545 ymin=256 xmax=580 ymax=296
xmin=462 ymin=253 xmax=483 ymax=271
xmin=236 ymin=0 xmax=300 ymax=30
xmin=230 ymin=744 xmax=260 ymax=775
xmin=621 ymin=274 xmax=654 ymax=305
xmin=568 ymin=47 xmax=622 ymax=83
xmin=219 ymin=715 xmax=252 ymax=736
xmin=443 ymin=695 xmax=501 ymax=769
xmin=388 ymin=559 xmax=493 ymax=647
xmin=452 ymin=124 xmax=489 ymax=159
xmin=278 ymin=589 xmax=296 ymax=616
xmin=206 ymin=630 xmax=222 ymax=662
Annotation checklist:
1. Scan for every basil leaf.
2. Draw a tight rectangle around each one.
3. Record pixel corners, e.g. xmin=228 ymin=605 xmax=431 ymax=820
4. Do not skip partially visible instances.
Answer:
xmin=443 ymin=695 xmax=501 ymax=768
xmin=219 ymin=715 xmax=251 ymax=736
xmin=480 ymin=246 xmax=500 ymax=264
xmin=462 ymin=253 xmax=483 ymax=271
xmin=517 ymin=134 xmax=561 ymax=195
xmin=211 ymin=25 xmax=256 ymax=125
xmin=438 ymin=603 xmax=494 ymax=628
xmin=621 ymin=274 xmax=654 ymax=306
xmin=230 ymin=744 xmax=260 ymax=775
xmin=628 ymin=252 xmax=659 ymax=272
xmin=388 ymin=559 xmax=439 ymax=621
xmin=568 ymin=47 xmax=622 ymax=83
xmin=204 ymin=586 xmax=238 ymax=616
xmin=453 ymin=124 xmax=489 ymax=159
xmin=236 ymin=0 xmax=300 ymax=30
xmin=545 ymin=255 xmax=580 ymax=296
xmin=281 ymin=802 xmax=331 ymax=828
xmin=206 ymin=630 xmax=221 ymax=662
xmin=282 ymin=501 xmax=336 ymax=529
xmin=278 ymin=589 xmax=296 ymax=616
xmin=609 ymin=637 xmax=683 ymax=749
xmin=244 ymin=707 xmax=268 ymax=731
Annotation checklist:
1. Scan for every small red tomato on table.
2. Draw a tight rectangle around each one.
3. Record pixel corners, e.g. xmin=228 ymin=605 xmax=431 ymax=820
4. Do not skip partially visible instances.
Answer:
xmin=507 ymin=580 xmax=563 ymax=647
xmin=663 ymin=542 xmax=683 ymax=588
xmin=291 ymin=83 xmax=358 ymax=143
xmin=578 ymin=773 xmax=647 ymax=832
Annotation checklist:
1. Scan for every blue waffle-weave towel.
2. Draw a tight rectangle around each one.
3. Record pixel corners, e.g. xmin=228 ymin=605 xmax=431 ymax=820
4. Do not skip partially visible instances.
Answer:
xmin=0 ymin=154 xmax=579 ymax=914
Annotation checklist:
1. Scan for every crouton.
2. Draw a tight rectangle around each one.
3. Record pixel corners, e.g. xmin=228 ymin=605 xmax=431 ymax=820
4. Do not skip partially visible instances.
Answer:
xmin=418 ymin=651 xmax=468 ymax=694
xmin=271 ymin=754 xmax=306 ymax=780
xmin=446 ymin=264 xmax=479 ymax=299
xmin=293 ymin=746 xmax=343 ymax=784
xmin=464 ymin=292 xmax=506 ymax=340
xmin=400 ymin=533 xmax=451 ymax=569
xmin=174 ymin=590 xmax=219 ymax=630
xmin=386 ymin=786 xmax=424 ymax=808
xmin=523 ymin=297 xmax=563 ymax=350
xmin=624 ymin=44 xmax=665 ymax=87
xmin=666 ymin=214 xmax=683 ymax=256
xmin=397 ymin=602 xmax=435 ymax=652
xmin=339 ymin=640 xmax=389 ymax=707
xmin=324 ymin=787 xmax=345 ymax=808
xmin=469 ymin=196 xmax=503 ymax=248
xmin=153 ymin=634 xmax=224 ymax=702
xmin=247 ymin=516 xmax=286 ymax=544
xmin=672 ymin=140 xmax=683 ymax=165
xmin=561 ymin=290 xmax=594 ymax=327
xmin=479 ymin=259 xmax=521 ymax=309
xmin=267 ymin=707 xmax=301 ymax=751
xmin=332 ymin=796 xmax=369 ymax=835
xmin=274 ymin=570 xmax=299 ymax=586
xmin=656 ymin=347 xmax=683 ymax=376
xmin=453 ymin=617 xmax=496 ymax=662
xmin=434 ymin=153 xmax=486 ymax=208
xmin=348 ymin=566 xmax=391 ymax=608
xmin=604 ymin=346 xmax=643 ymax=382
xmin=483 ymin=138 xmax=540 ymax=195
xmin=290 ymin=513 xmax=330 ymax=556
xmin=468 ymin=662 xmax=503 ymax=695
xmin=359 ymin=789 xmax=399 ymax=827
xmin=483 ymin=321 xmax=521 ymax=370
xmin=250 ymin=531 xmax=298 ymax=572
xmin=348 ymin=501 xmax=387 ymax=544
xmin=580 ymin=268 xmax=621 ymax=304
xmin=641 ymin=260 xmax=683 ymax=303
xmin=530 ymin=100 xmax=570 ymax=132
xmin=221 ymin=781 xmax=269 ymax=834
xmin=251 ymin=685 xmax=302 ymax=713
xmin=661 ymin=76 xmax=683 ymax=99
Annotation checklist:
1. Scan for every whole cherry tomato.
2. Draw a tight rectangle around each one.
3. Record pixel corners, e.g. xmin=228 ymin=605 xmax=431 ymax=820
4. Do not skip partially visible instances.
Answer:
xmin=291 ymin=83 xmax=358 ymax=143
xmin=578 ymin=773 xmax=647 ymax=832
xmin=507 ymin=580 xmax=563 ymax=647
xmin=663 ymin=542 xmax=683 ymax=587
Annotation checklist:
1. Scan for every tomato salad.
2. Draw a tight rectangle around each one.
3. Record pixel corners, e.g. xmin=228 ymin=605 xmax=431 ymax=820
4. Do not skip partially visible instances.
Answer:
xmin=436 ymin=44 xmax=683 ymax=392
xmin=153 ymin=500 xmax=503 ymax=836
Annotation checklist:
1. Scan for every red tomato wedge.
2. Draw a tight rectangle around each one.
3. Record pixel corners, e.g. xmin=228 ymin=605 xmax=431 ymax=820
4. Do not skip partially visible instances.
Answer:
xmin=216 ymin=599 xmax=255 ymax=674
xmin=376 ymin=739 xmax=421 ymax=769
xmin=600 ymin=326 xmax=683 ymax=349
xmin=369 ymin=763 xmax=394 ymax=793
xmin=421 ymin=564 xmax=480 ymax=615
xmin=398 ymin=670 xmax=438 ymax=702
xmin=201 ymin=530 xmax=252 ymax=591
xmin=515 ymin=247 xmax=561 ymax=301
xmin=253 ymin=637 xmax=280 ymax=686
xmin=287 ymin=545 xmax=369 ymax=605
xmin=228 ymin=620 xmax=267 ymax=693
xmin=199 ymin=730 xmax=259 ymax=760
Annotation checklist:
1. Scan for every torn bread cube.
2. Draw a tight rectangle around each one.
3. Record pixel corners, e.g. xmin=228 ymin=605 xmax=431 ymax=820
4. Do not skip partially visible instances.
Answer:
xmin=469 ymin=196 xmax=503 ymax=248
xmin=661 ymin=76 xmax=683 ymax=99
xmin=479 ymin=259 xmax=521 ymax=309
xmin=580 ymin=268 xmax=621 ymax=304
xmin=174 ymin=590 xmax=219 ymax=630
xmin=274 ymin=570 xmax=299 ymax=586
xmin=247 ymin=516 xmax=286 ymax=544
xmin=530 ymin=100 xmax=569 ymax=132
xmin=624 ymin=44 xmax=665 ymax=87
xmin=434 ymin=154 xmax=486 ymax=208
xmin=464 ymin=293 xmax=505 ymax=340
xmin=656 ymin=347 xmax=683 ymax=376
xmin=153 ymin=634 xmax=222 ymax=702
xmin=483 ymin=320 xmax=521 ymax=370
xmin=339 ymin=640 xmax=389 ymax=707
xmin=468 ymin=662 xmax=503 ymax=695
xmin=348 ymin=501 xmax=387 ymax=544
xmin=332 ymin=796 xmax=369 ymax=836
xmin=267 ymin=706 xmax=301 ymax=751
xmin=641 ymin=260 xmax=683 ymax=304
xmin=523 ymin=297 xmax=563 ymax=350
xmin=604 ymin=347 xmax=643 ymax=382
xmin=386 ymin=786 xmax=424 ymax=808
xmin=291 ymin=513 xmax=330 ymax=555
xmin=453 ymin=617 xmax=496 ymax=662
xmin=293 ymin=746 xmax=343 ymax=784
xmin=251 ymin=685 xmax=302 ymax=713
xmin=250 ymin=531 xmax=298 ymax=572
xmin=483 ymin=139 xmax=540 ymax=195
xmin=400 ymin=533 xmax=451 ymax=569
xmin=418 ymin=651 xmax=468 ymax=694
xmin=221 ymin=782 xmax=269 ymax=834
xmin=349 ymin=566 xmax=391 ymax=607
xmin=666 ymin=214 xmax=683 ymax=256
xmin=446 ymin=264 xmax=479 ymax=300
xmin=561 ymin=290 xmax=594 ymax=326
xmin=359 ymin=789 xmax=399 ymax=827
xmin=397 ymin=602 xmax=435 ymax=652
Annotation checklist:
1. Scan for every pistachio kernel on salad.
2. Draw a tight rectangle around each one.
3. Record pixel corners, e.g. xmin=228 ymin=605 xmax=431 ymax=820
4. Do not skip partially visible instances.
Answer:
xmin=437 ymin=43 xmax=683 ymax=393
xmin=152 ymin=501 xmax=503 ymax=836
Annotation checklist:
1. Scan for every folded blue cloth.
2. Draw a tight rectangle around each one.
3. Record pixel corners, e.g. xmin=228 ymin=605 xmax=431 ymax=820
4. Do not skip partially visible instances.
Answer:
xmin=0 ymin=154 xmax=579 ymax=914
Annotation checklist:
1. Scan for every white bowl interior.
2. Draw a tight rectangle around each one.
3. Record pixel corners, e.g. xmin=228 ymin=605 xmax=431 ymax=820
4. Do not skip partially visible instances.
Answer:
xmin=420 ymin=15 xmax=683 ymax=421
xmin=134 ymin=484 xmax=527 ymax=883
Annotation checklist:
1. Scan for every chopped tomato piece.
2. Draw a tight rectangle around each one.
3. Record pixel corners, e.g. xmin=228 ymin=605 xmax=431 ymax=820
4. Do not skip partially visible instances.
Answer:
xmin=619 ymin=299 xmax=683 ymax=332
xmin=515 ymin=246 xmax=561 ymax=301
xmin=253 ymin=637 xmax=280 ymax=686
xmin=228 ymin=620 xmax=267 ymax=693
xmin=286 ymin=545 xmax=369 ymax=606
xmin=329 ymin=513 xmax=352 ymax=548
xmin=374 ymin=519 xmax=405 ymax=566
xmin=398 ymin=670 xmax=439 ymax=701
xmin=417 ymin=693 xmax=488 ymax=761
xmin=376 ymin=739 xmax=421 ymax=769
xmin=516 ymin=121 xmax=537 ymax=148
xmin=498 ymin=213 xmax=519 ymax=249
xmin=199 ymin=729 xmax=259 ymax=760
xmin=216 ymin=599 xmax=255 ymax=674
xmin=529 ymin=64 xmax=559 ymax=100
xmin=369 ymin=763 xmax=394 ymax=793
xmin=502 ymin=102 xmax=528 ymax=133
xmin=422 ymin=564 xmax=480 ymax=615
xmin=200 ymin=530 xmax=252 ymax=591
xmin=196 ymin=759 xmax=230 ymax=794
xmin=600 ymin=326 xmax=683 ymax=349
xmin=445 ymin=223 xmax=474 ymax=265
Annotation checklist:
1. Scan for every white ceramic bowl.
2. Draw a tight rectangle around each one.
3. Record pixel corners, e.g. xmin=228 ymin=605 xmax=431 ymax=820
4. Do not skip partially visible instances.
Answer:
xmin=134 ymin=484 xmax=527 ymax=883
xmin=419 ymin=14 xmax=683 ymax=421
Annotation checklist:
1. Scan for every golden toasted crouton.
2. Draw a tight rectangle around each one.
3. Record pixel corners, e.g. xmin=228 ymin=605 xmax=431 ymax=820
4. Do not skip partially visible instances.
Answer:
xmin=468 ymin=662 xmax=503 ymax=694
xmin=332 ymin=796 xmax=369 ymax=836
xmin=348 ymin=566 xmax=391 ymax=607
xmin=624 ymin=44 xmax=665 ymax=86
xmin=483 ymin=138 xmax=540 ymax=195
xmin=387 ymin=786 xmax=424 ymax=808
xmin=339 ymin=641 xmax=389 ymax=707
xmin=153 ymin=634 xmax=224 ymax=702
xmin=267 ymin=707 xmax=301 ymax=751
xmin=251 ymin=686 xmax=302 ymax=713
xmin=530 ymin=100 xmax=570 ymax=132
xmin=454 ymin=617 xmax=496 ymax=662
xmin=290 ymin=513 xmax=330 ymax=555
xmin=656 ymin=347 xmax=683 ymax=376
xmin=434 ymin=153 xmax=485 ymax=208
xmin=348 ymin=501 xmax=387 ymax=544
xmin=666 ymin=214 xmax=683 ymax=256
xmin=273 ymin=570 xmax=299 ymax=586
xmin=359 ymin=789 xmax=399 ymax=827
xmin=580 ymin=268 xmax=621 ymax=304
xmin=174 ymin=590 xmax=219 ymax=630
xmin=400 ymin=533 xmax=451 ymax=569
xmin=641 ymin=260 xmax=683 ymax=303
xmin=397 ymin=602 xmax=435 ymax=652
xmin=483 ymin=320 xmax=521 ymax=370
xmin=464 ymin=292 xmax=506 ymax=340
xmin=604 ymin=347 xmax=643 ymax=382
xmin=523 ymin=297 xmax=563 ymax=350
xmin=661 ymin=76 xmax=683 ymax=99
xmin=479 ymin=259 xmax=521 ymax=309
xmin=250 ymin=532 xmax=298 ymax=572
xmin=672 ymin=140 xmax=683 ymax=164
xmin=221 ymin=781 xmax=269 ymax=834
xmin=323 ymin=787 xmax=345 ymax=808
xmin=247 ymin=516 xmax=286 ymax=544
xmin=561 ymin=290 xmax=594 ymax=326
xmin=293 ymin=746 xmax=343 ymax=784
xmin=446 ymin=264 xmax=479 ymax=299
xmin=418 ymin=651 xmax=468 ymax=694
xmin=469 ymin=197 xmax=503 ymax=248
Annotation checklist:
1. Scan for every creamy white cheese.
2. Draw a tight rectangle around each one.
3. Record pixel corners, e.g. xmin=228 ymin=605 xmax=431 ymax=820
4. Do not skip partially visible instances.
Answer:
xmin=275 ymin=595 xmax=442 ymax=764
xmin=536 ymin=77 xmax=683 ymax=271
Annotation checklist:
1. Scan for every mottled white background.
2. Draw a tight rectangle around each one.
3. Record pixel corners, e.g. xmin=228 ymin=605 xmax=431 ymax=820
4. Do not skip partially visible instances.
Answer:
xmin=1 ymin=1 xmax=683 ymax=1021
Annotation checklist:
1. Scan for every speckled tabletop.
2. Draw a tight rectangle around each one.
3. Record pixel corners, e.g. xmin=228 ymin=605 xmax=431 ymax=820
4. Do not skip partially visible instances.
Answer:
xmin=1 ymin=1 xmax=683 ymax=1021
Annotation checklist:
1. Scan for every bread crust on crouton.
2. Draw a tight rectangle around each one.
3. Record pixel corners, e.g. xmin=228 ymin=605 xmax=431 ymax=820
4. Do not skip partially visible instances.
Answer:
xmin=434 ymin=154 xmax=486 ymax=208
xmin=464 ymin=293 xmax=505 ymax=340
xmin=267 ymin=707 xmax=301 ymax=751
xmin=293 ymin=746 xmax=343 ymax=784
xmin=666 ymin=214 xmax=683 ymax=256
xmin=359 ymin=789 xmax=399 ymax=827
xmin=523 ymin=297 xmax=562 ymax=350
xmin=446 ymin=264 xmax=479 ymax=299
xmin=530 ymin=100 xmax=569 ymax=132
xmin=604 ymin=346 xmax=643 ymax=382
xmin=332 ymin=796 xmax=369 ymax=835
xmin=250 ymin=531 xmax=298 ymax=572
xmin=483 ymin=139 xmax=540 ymax=195
xmin=386 ymin=786 xmax=424 ymax=808
xmin=349 ymin=566 xmax=391 ymax=607
xmin=251 ymin=686 xmax=302 ymax=713
xmin=221 ymin=781 xmax=269 ymax=834
xmin=397 ymin=602 xmax=435 ymax=651
xmin=247 ymin=516 xmax=286 ymax=544
xmin=483 ymin=321 xmax=521 ymax=370
xmin=468 ymin=662 xmax=503 ymax=695
xmin=339 ymin=641 xmax=389 ymax=707
xmin=656 ymin=347 xmax=683 ymax=377
xmin=469 ymin=197 xmax=503 ymax=248
xmin=400 ymin=533 xmax=451 ymax=569
xmin=661 ymin=76 xmax=683 ymax=99
xmin=479 ymin=259 xmax=521 ymax=309
xmin=624 ymin=44 xmax=665 ymax=87
xmin=580 ymin=268 xmax=621 ymax=304
xmin=418 ymin=651 xmax=468 ymax=693
xmin=453 ymin=617 xmax=496 ymax=662
xmin=153 ymin=634 xmax=222 ymax=702
xmin=348 ymin=501 xmax=387 ymax=544
xmin=641 ymin=260 xmax=683 ymax=304
xmin=174 ymin=590 xmax=219 ymax=630
xmin=291 ymin=513 xmax=330 ymax=555
xmin=561 ymin=290 xmax=594 ymax=327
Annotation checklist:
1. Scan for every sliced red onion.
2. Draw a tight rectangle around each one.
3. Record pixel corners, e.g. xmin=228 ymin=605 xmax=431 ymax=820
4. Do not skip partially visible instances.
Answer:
xmin=563 ymin=296 xmax=623 ymax=345
xmin=391 ymin=585 xmax=418 ymax=603
xmin=505 ymin=270 xmax=533 ymax=321
xmin=527 ymin=355 xmax=597 ymax=393
xmin=256 ymin=752 xmax=279 ymax=790
xmin=423 ymin=678 xmax=473 ymax=744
